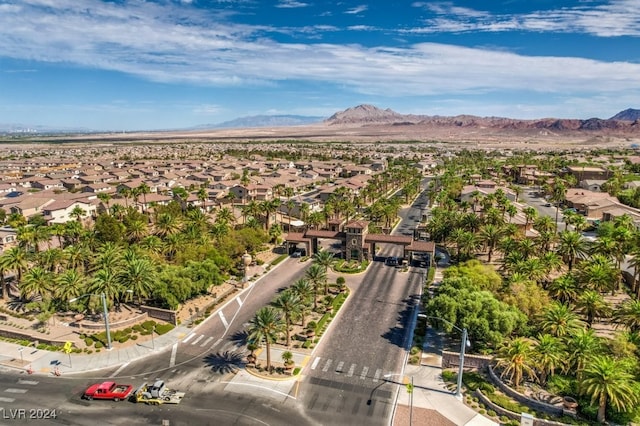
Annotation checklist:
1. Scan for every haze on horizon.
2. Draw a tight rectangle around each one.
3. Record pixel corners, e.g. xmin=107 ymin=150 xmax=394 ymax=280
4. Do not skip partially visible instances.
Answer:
xmin=1 ymin=0 xmax=639 ymax=131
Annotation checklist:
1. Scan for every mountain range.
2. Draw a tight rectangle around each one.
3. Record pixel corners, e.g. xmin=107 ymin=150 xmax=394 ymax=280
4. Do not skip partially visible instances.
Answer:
xmin=2 ymin=106 xmax=639 ymax=135
xmin=323 ymin=104 xmax=640 ymax=134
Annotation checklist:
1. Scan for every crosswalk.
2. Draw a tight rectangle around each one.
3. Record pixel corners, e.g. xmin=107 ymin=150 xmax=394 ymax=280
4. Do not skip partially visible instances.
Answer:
xmin=181 ymin=333 xmax=216 ymax=348
xmin=310 ymin=357 xmax=383 ymax=383
xmin=1 ymin=379 xmax=39 ymax=403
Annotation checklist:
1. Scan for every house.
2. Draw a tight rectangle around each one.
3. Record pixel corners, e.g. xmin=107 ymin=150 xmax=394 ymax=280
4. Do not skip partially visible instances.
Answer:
xmin=0 ymin=227 xmax=17 ymax=253
xmin=43 ymin=199 xmax=96 ymax=224
xmin=4 ymin=197 xmax=56 ymax=219
xmin=580 ymin=179 xmax=607 ymax=192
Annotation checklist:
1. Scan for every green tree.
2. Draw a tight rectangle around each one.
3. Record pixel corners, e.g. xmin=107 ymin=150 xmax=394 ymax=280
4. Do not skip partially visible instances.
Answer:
xmin=538 ymin=302 xmax=585 ymax=339
xmin=580 ymin=355 xmax=640 ymax=423
xmin=247 ymin=306 xmax=285 ymax=372
xmin=305 ymin=263 xmax=326 ymax=311
xmin=271 ymin=290 xmax=301 ymax=347
xmin=495 ymin=337 xmax=538 ymax=388
xmin=576 ymin=290 xmax=611 ymax=327
xmin=533 ymin=334 xmax=566 ymax=385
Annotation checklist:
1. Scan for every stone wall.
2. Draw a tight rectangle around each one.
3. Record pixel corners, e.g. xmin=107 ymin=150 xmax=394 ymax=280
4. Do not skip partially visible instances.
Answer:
xmin=0 ymin=328 xmax=65 ymax=346
xmin=442 ymin=350 xmax=492 ymax=370
xmin=73 ymin=312 xmax=149 ymax=330
xmin=473 ymin=389 xmax=572 ymax=426
xmin=139 ymin=306 xmax=176 ymax=325
xmin=486 ymin=365 xmax=574 ymax=418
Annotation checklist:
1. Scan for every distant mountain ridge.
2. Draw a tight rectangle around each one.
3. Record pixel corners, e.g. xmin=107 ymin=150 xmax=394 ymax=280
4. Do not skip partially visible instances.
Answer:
xmin=197 ymin=114 xmax=323 ymax=129
xmin=324 ymin=104 xmax=640 ymax=134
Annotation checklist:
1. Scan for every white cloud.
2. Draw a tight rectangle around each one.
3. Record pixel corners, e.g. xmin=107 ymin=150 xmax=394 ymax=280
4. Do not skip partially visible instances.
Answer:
xmin=1 ymin=0 xmax=639 ymax=106
xmin=344 ymin=5 xmax=367 ymax=15
xmin=409 ymin=0 xmax=640 ymax=37
xmin=276 ymin=0 xmax=308 ymax=8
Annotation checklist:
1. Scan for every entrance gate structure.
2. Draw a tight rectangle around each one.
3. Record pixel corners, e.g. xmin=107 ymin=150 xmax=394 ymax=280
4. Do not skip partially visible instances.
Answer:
xmin=284 ymin=220 xmax=435 ymax=266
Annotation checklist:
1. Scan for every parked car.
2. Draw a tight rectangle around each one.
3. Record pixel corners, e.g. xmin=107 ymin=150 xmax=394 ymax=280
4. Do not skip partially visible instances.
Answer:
xmin=291 ymin=248 xmax=306 ymax=258
xmin=386 ymin=257 xmax=399 ymax=266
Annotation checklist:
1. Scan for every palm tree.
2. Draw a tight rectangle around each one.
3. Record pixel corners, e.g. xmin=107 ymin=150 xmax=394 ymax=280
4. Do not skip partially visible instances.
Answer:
xmin=55 ymin=269 xmax=88 ymax=304
xmin=305 ymin=264 xmax=326 ymax=311
xmin=576 ymin=290 xmax=611 ymax=327
xmin=577 ymin=254 xmax=619 ymax=294
xmin=154 ymin=212 xmax=182 ymax=238
xmin=477 ymin=224 xmax=504 ymax=263
xmin=547 ymin=273 xmax=580 ymax=304
xmin=97 ymin=192 xmax=112 ymax=213
xmin=247 ymin=306 xmax=285 ymax=372
xmin=556 ymin=230 xmax=589 ymax=271
xmin=70 ymin=205 xmax=87 ymax=223
xmin=579 ymin=355 xmax=639 ymax=423
xmin=271 ymin=290 xmax=301 ymax=347
xmin=495 ymin=337 xmax=538 ymax=388
xmin=0 ymin=246 xmax=29 ymax=285
xmin=313 ymin=250 xmax=335 ymax=294
xmin=567 ymin=328 xmax=602 ymax=379
xmin=290 ymin=279 xmax=313 ymax=327
xmin=533 ymin=334 xmax=566 ymax=385
xmin=20 ymin=266 xmax=52 ymax=301
xmin=137 ymin=182 xmax=151 ymax=213
xmin=614 ymin=299 xmax=640 ymax=333
xmin=89 ymin=268 xmax=123 ymax=307
xmin=120 ymin=257 xmax=156 ymax=305
xmin=538 ymin=302 xmax=585 ymax=339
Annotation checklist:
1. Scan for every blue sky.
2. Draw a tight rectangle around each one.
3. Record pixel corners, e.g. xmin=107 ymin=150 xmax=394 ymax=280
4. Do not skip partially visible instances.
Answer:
xmin=1 ymin=0 xmax=639 ymax=131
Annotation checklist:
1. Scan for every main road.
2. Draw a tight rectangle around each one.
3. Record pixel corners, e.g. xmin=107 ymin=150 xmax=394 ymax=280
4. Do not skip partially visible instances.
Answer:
xmin=295 ymin=191 xmax=427 ymax=426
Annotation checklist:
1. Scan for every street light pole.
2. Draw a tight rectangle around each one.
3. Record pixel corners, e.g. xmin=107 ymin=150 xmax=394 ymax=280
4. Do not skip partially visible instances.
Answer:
xmin=151 ymin=326 xmax=155 ymax=350
xmin=418 ymin=314 xmax=469 ymax=398
xmin=70 ymin=292 xmax=112 ymax=350
xmin=384 ymin=373 xmax=414 ymax=425
xmin=18 ymin=347 xmax=23 ymax=365
xmin=100 ymin=293 xmax=112 ymax=350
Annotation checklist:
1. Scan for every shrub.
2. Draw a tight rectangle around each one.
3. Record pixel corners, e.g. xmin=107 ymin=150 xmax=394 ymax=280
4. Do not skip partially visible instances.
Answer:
xmin=410 ymin=346 xmax=421 ymax=355
xmin=95 ymin=341 xmax=104 ymax=349
xmin=155 ymin=323 xmax=174 ymax=335
xmin=84 ymin=337 xmax=93 ymax=346
xmin=118 ymin=336 xmax=129 ymax=343
xmin=130 ymin=335 xmax=138 ymax=340
xmin=141 ymin=320 xmax=157 ymax=331
xmin=409 ymin=355 xmax=420 ymax=365
xmin=487 ymin=410 xmax=496 ymax=418
xmin=442 ymin=370 xmax=456 ymax=383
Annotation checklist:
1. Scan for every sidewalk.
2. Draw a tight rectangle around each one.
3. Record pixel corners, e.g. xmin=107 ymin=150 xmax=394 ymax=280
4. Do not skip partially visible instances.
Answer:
xmin=391 ymin=266 xmax=498 ymax=426
xmin=0 ymin=263 xmax=274 ymax=377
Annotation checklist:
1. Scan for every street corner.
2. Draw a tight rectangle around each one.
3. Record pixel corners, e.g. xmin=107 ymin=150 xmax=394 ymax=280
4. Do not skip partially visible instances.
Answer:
xmin=244 ymin=366 xmax=300 ymax=382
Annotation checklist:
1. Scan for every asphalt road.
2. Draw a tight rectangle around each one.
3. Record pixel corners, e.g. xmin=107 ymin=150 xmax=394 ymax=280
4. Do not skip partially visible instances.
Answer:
xmin=296 ymin=193 xmax=427 ymax=426
xmin=0 ymin=257 xmax=315 ymax=426
xmin=0 ymin=372 xmax=312 ymax=425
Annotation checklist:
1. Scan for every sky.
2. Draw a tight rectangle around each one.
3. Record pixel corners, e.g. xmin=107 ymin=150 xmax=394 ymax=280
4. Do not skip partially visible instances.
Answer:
xmin=1 ymin=0 xmax=639 ymax=131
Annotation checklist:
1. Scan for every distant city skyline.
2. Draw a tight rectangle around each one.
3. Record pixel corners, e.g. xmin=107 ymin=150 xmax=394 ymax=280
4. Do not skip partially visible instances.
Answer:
xmin=1 ymin=0 xmax=639 ymax=131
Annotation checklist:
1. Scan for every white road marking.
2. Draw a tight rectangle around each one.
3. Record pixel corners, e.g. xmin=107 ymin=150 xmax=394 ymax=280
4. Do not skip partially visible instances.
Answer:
xmin=347 ymin=364 xmax=356 ymax=377
xmin=0 ymin=397 xmax=15 ymax=403
xmin=169 ymin=343 xmax=178 ymax=367
xmin=310 ymin=357 xmax=321 ymax=370
xmin=5 ymin=388 xmax=27 ymax=394
xmin=335 ymin=361 xmax=344 ymax=373
xmin=109 ymin=362 xmax=130 ymax=378
xmin=219 ymin=311 xmax=229 ymax=329
xmin=191 ymin=335 xmax=205 ymax=345
xmin=200 ymin=336 xmax=214 ymax=347
xmin=182 ymin=333 xmax=195 ymax=343
xmin=360 ymin=366 xmax=369 ymax=380
xmin=322 ymin=359 xmax=332 ymax=372
xmin=17 ymin=380 xmax=38 ymax=385
xmin=236 ymin=297 xmax=243 ymax=307
xmin=373 ymin=369 xmax=381 ymax=383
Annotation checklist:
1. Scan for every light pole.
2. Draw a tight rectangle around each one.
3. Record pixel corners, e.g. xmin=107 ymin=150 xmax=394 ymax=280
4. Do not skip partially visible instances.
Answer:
xmin=418 ymin=314 xmax=469 ymax=398
xmin=241 ymin=251 xmax=252 ymax=283
xmin=18 ymin=347 xmax=24 ymax=366
xmin=151 ymin=325 xmax=155 ymax=350
xmin=70 ymin=293 xmax=112 ymax=350
xmin=384 ymin=373 xmax=414 ymax=425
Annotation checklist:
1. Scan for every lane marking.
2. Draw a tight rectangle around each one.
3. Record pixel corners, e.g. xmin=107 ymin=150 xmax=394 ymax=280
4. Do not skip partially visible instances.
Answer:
xmin=0 ymin=397 xmax=15 ymax=403
xmin=373 ymin=369 xmax=381 ymax=383
xmin=169 ymin=343 xmax=178 ymax=367
xmin=5 ymin=388 xmax=27 ymax=394
xmin=17 ymin=380 xmax=38 ymax=385
xmin=236 ymin=297 xmax=243 ymax=307
xmin=109 ymin=362 xmax=130 ymax=378
xmin=191 ymin=335 xmax=205 ymax=345
xmin=200 ymin=336 xmax=214 ymax=347
xmin=335 ymin=361 xmax=344 ymax=374
xmin=310 ymin=357 xmax=321 ymax=370
xmin=360 ymin=366 xmax=369 ymax=380
xmin=322 ymin=359 xmax=332 ymax=372
xmin=219 ymin=311 xmax=229 ymax=329
xmin=347 ymin=364 xmax=356 ymax=377
xmin=182 ymin=333 xmax=195 ymax=343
